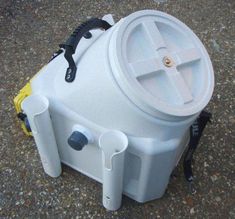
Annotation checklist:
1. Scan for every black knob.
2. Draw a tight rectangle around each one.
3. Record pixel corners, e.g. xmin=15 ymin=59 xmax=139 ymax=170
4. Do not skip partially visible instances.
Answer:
xmin=68 ymin=131 xmax=88 ymax=151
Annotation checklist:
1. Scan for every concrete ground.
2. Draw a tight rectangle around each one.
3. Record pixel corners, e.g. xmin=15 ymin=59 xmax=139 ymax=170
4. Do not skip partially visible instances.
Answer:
xmin=0 ymin=0 xmax=234 ymax=218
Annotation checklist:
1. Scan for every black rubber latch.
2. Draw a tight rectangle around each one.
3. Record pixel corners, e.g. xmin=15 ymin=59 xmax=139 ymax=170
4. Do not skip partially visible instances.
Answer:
xmin=17 ymin=112 xmax=27 ymax=121
xmin=68 ymin=131 xmax=88 ymax=151
xmin=17 ymin=112 xmax=31 ymax=132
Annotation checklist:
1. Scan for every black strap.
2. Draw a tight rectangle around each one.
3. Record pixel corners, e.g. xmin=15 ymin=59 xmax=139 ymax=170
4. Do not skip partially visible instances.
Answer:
xmin=183 ymin=110 xmax=212 ymax=193
xmin=60 ymin=18 xmax=112 ymax=82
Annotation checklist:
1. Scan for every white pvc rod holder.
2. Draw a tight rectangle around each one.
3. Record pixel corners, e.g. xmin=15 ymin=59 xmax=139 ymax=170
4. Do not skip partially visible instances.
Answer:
xmin=99 ymin=130 xmax=128 ymax=211
xmin=21 ymin=94 xmax=62 ymax=178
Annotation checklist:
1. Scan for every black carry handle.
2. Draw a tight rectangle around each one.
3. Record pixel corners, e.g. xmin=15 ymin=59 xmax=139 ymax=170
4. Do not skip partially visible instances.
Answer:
xmin=183 ymin=110 xmax=212 ymax=194
xmin=60 ymin=18 xmax=112 ymax=82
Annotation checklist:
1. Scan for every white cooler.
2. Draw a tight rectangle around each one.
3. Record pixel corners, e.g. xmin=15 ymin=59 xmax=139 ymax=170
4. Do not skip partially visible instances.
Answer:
xmin=20 ymin=10 xmax=214 ymax=210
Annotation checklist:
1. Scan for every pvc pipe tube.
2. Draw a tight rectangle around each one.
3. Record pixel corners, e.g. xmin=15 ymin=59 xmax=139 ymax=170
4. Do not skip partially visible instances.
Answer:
xmin=99 ymin=130 xmax=128 ymax=211
xmin=21 ymin=94 xmax=61 ymax=177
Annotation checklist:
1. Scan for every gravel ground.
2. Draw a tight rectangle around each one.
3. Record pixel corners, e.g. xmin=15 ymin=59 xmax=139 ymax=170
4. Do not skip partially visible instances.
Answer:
xmin=0 ymin=0 xmax=234 ymax=218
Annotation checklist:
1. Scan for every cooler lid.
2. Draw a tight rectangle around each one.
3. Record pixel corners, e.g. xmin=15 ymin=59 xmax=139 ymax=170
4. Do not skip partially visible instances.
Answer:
xmin=110 ymin=10 xmax=214 ymax=117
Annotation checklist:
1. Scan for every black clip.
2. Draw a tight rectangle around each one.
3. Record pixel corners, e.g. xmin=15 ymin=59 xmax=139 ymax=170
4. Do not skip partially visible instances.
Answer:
xmin=188 ymin=180 xmax=197 ymax=195
xmin=65 ymin=65 xmax=77 ymax=82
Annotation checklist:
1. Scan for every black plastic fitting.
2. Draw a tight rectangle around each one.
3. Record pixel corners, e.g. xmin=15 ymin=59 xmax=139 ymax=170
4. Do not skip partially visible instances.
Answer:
xmin=68 ymin=131 xmax=88 ymax=151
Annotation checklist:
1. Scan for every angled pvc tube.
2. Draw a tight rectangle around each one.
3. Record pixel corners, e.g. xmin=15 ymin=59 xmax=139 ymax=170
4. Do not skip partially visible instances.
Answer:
xmin=99 ymin=130 xmax=128 ymax=211
xmin=21 ymin=94 xmax=61 ymax=177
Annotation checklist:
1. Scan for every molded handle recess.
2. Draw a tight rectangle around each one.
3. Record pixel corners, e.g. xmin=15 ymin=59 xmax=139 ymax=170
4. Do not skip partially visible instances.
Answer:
xmin=21 ymin=94 xmax=62 ymax=177
xmin=60 ymin=18 xmax=112 ymax=82
xmin=99 ymin=130 xmax=128 ymax=211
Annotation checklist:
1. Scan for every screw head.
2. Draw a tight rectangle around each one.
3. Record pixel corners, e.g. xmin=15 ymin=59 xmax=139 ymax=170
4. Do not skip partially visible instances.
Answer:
xmin=163 ymin=56 xmax=174 ymax=67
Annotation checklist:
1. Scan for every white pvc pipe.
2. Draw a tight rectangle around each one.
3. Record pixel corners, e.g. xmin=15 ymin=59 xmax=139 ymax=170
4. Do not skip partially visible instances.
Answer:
xmin=99 ymin=130 xmax=128 ymax=211
xmin=21 ymin=94 xmax=61 ymax=178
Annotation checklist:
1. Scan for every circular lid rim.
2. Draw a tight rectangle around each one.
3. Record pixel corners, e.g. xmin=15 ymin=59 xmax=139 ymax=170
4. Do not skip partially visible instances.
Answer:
xmin=110 ymin=10 xmax=214 ymax=117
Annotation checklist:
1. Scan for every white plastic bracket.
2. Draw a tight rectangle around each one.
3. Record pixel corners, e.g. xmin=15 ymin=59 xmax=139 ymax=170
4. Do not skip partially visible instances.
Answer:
xmin=102 ymin=14 xmax=115 ymax=25
xmin=99 ymin=130 xmax=128 ymax=211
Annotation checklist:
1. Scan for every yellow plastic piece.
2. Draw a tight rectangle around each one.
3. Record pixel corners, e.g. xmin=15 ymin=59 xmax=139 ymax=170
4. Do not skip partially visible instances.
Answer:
xmin=13 ymin=82 xmax=32 ymax=136
xmin=14 ymin=65 xmax=46 ymax=136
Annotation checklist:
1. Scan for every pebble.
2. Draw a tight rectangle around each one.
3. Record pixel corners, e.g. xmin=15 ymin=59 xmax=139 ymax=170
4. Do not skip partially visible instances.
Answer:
xmin=210 ymin=175 xmax=218 ymax=182
xmin=190 ymin=208 xmax=195 ymax=214
xmin=211 ymin=39 xmax=220 ymax=52
xmin=204 ymin=162 xmax=209 ymax=167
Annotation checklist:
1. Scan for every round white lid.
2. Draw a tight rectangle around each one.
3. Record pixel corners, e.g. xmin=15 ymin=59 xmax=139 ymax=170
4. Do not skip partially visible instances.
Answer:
xmin=109 ymin=10 xmax=214 ymax=117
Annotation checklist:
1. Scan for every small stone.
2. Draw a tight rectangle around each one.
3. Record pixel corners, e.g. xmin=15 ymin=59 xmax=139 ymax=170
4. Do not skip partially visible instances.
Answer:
xmin=185 ymin=197 xmax=194 ymax=206
xmin=204 ymin=161 xmax=209 ymax=167
xmin=5 ymin=168 xmax=12 ymax=173
xmin=210 ymin=175 xmax=218 ymax=182
xmin=215 ymin=196 xmax=221 ymax=202
xmin=190 ymin=208 xmax=195 ymax=214
xmin=153 ymin=0 xmax=167 ymax=2
xmin=24 ymin=199 xmax=31 ymax=207
xmin=210 ymin=39 xmax=220 ymax=52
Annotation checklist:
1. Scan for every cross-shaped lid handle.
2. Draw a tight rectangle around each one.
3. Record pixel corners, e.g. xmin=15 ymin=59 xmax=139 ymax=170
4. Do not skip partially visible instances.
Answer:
xmin=110 ymin=10 xmax=214 ymax=118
